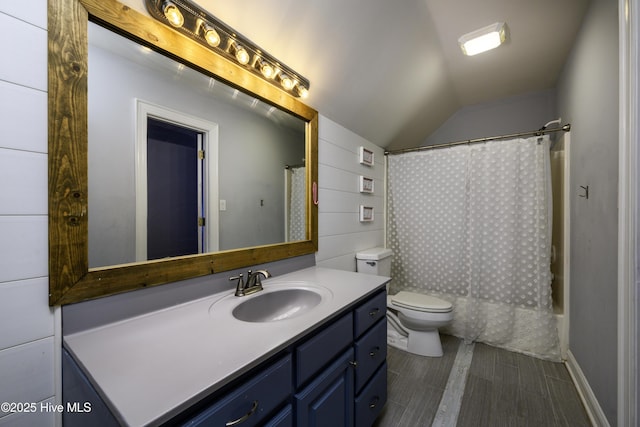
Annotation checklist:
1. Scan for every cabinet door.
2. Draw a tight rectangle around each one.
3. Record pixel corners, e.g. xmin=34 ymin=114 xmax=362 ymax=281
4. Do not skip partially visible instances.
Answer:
xmin=295 ymin=348 xmax=354 ymax=427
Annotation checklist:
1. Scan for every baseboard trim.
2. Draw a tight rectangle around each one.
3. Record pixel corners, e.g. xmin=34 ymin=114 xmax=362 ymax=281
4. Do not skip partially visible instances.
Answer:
xmin=565 ymin=350 xmax=610 ymax=427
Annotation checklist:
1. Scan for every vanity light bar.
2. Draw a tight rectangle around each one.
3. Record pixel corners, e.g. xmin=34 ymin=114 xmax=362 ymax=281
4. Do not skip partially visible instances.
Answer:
xmin=145 ymin=0 xmax=311 ymax=98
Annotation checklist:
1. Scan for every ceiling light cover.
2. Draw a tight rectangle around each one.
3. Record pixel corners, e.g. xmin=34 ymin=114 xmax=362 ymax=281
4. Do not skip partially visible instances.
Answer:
xmin=459 ymin=22 xmax=507 ymax=56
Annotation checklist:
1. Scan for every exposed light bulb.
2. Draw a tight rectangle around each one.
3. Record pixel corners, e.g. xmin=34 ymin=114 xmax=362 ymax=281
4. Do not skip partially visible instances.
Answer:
xmin=297 ymin=85 xmax=309 ymax=99
xmin=259 ymin=61 xmax=275 ymax=79
xmin=280 ymin=74 xmax=294 ymax=91
xmin=234 ymin=44 xmax=250 ymax=65
xmin=162 ymin=2 xmax=184 ymax=28
xmin=149 ymin=1 xmax=311 ymax=99
xmin=204 ymin=26 xmax=221 ymax=47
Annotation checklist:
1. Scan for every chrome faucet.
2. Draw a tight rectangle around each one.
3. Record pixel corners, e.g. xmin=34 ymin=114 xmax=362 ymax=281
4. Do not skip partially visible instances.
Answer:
xmin=230 ymin=269 xmax=272 ymax=297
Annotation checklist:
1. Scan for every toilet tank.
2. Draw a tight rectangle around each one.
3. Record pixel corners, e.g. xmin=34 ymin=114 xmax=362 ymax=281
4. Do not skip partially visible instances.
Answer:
xmin=356 ymin=247 xmax=393 ymax=276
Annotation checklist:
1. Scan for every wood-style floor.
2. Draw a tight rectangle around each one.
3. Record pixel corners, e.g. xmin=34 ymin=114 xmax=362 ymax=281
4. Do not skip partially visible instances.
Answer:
xmin=374 ymin=335 xmax=592 ymax=426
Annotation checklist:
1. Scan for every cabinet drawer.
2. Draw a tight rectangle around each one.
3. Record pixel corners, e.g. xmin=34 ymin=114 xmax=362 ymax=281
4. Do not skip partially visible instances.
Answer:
xmin=355 ymin=362 xmax=387 ymax=427
xmin=185 ymin=355 xmax=292 ymax=427
xmin=264 ymin=404 xmax=293 ymax=427
xmin=354 ymin=318 xmax=387 ymax=392
xmin=354 ymin=290 xmax=386 ymax=338
xmin=295 ymin=313 xmax=353 ymax=388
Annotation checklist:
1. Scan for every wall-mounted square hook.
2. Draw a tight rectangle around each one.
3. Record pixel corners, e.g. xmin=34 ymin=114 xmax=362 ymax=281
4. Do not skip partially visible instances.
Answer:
xmin=579 ymin=185 xmax=589 ymax=199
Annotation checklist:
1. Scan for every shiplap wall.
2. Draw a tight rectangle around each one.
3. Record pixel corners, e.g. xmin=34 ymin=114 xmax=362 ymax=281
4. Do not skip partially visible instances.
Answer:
xmin=0 ymin=1 xmax=60 ymax=426
xmin=315 ymin=116 xmax=386 ymax=271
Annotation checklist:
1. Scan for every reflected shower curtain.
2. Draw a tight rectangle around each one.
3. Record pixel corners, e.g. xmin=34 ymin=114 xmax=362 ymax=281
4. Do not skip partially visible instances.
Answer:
xmin=387 ymin=135 xmax=560 ymax=360
xmin=284 ymin=166 xmax=306 ymax=241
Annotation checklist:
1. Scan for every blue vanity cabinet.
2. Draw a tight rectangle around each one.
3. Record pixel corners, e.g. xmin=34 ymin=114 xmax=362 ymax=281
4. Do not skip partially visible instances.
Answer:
xmin=184 ymin=354 xmax=292 ymax=426
xmin=294 ymin=348 xmax=355 ymax=426
xmin=354 ymin=317 xmax=387 ymax=392
xmin=353 ymin=291 xmax=388 ymax=426
xmin=264 ymin=404 xmax=293 ymax=427
xmin=63 ymin=288 xmax=388 ymax=426
xmin=293 ymin=289 xmax=388 ymax=427
xmin=354 ymin=291 xmax=386 ymax=337
xmin=355 ymin=362 xmax=387 ymax=426
xmin=295 ymin=313 xmax=353 ymax=388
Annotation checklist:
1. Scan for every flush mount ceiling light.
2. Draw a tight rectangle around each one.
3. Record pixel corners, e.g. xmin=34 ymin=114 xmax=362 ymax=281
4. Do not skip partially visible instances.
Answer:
xmin=146 ymin=0 xmax=310 ymax=98
xmin=458 ymin=22 xmax=507 ymax=56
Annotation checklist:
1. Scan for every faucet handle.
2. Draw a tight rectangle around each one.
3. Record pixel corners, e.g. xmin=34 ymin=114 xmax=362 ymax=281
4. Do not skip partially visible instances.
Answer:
xmin=230 ymin=274 xmax=245 ymax=296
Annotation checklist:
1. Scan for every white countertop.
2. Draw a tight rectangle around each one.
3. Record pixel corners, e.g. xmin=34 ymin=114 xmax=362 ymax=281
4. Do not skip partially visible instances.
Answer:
xmin=63 ymin=267 xmax=389 ymax=426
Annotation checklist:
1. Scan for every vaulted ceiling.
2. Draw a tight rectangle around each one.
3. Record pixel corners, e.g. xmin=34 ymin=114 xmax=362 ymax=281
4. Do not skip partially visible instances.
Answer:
xmin=125 ymin=0 xmax=591 ymax=149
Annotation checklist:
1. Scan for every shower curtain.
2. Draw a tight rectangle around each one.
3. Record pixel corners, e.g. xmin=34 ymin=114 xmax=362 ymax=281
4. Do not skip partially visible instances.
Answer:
xmin=284 ymin=166 xmax=306 ymax=241
xmin=387 ymin=135 xmax=560 ymax=360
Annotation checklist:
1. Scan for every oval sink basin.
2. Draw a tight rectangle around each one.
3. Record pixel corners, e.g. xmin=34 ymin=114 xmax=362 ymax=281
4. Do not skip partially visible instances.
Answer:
xmin=232 ymin=288 xmax=322 ymax=323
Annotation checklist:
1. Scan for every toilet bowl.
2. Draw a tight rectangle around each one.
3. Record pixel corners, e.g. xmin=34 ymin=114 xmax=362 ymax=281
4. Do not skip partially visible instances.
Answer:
xmin=386 ymin=291 xmax=453 ymax=357
xmin=355 ymin=247 xmax=453 ymax=357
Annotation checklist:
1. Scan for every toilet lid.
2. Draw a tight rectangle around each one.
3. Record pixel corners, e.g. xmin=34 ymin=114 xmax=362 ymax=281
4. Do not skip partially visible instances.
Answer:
xmin=391 ymin=291 xmax=453 ymax=313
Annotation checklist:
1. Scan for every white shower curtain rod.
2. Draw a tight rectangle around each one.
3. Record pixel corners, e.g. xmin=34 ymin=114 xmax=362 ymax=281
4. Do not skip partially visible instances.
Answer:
xmin=384 ymin=123 xmax=571 ymax=156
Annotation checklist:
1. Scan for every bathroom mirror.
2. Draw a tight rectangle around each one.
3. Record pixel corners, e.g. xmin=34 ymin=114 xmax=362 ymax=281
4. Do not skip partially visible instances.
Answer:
xmin=87 ymin=22 xmax=308 ymax=268
xmin=48 ymin=0 xmax=318 ymax=305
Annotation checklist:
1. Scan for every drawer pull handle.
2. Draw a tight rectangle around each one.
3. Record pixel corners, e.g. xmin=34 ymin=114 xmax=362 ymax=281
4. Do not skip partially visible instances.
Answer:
xmin=369 ymin=396 xmax=380 ymax=409
xmin=369 ymin=346 xmax=380 ymax=358
xmin=369 ymin=308 xmax=380 ymax=317
xmin=226 ymin=400 xmax=259 ymax=426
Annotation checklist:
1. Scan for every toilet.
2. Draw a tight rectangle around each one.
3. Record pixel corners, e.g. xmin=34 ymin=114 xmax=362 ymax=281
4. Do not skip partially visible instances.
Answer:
xmin=356 ymin=247 xmax=453 ymax=357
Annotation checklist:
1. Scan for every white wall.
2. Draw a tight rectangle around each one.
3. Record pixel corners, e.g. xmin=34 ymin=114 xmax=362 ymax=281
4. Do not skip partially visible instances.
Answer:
xmin=557 ymin=0 xmax=620 ymax=423
xmin=0 ymin=1 xmax=61 ymax=426
xmin=315 ymin=117 xmax=386 ymax=270
xmin=421 ymin=89 xmax=557 ymax=147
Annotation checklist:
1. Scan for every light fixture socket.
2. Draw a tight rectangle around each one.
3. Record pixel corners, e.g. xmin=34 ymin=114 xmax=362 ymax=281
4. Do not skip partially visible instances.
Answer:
xmin=252 ymin=57 xmax=275 ymax=79
xmin=145 ymin=0 xmax=310 ymax=98
xmin=458 ymin=22 xmax=507 ymax=56
xmin=296 ymin=84 xmax=309 ymax=99
xmin=278 ymin=73 xmax=294 ymax=91
xmin=196 ymin=19 xmax=221 ymax=47
xmin=228 ymin=40 xmax=250 ymax=65
xmin=162 ymin=1 xmax=184 ymax=28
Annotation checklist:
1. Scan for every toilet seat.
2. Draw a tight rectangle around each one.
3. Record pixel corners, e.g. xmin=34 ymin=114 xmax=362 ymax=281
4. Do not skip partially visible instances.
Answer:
xmin=390 ymin=291 xmax=452 ymax=313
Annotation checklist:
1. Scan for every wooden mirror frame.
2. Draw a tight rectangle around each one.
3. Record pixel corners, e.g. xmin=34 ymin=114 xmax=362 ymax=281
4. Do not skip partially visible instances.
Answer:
xmin=48 ymin=0 xmax=318 ymax=305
